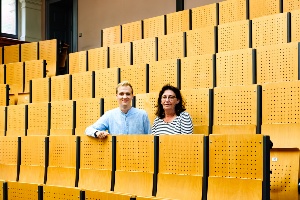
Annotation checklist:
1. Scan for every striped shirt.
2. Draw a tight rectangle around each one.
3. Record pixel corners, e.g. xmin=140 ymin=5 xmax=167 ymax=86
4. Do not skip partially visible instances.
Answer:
xmin=152 ymin=111 xmax=193 ymax=135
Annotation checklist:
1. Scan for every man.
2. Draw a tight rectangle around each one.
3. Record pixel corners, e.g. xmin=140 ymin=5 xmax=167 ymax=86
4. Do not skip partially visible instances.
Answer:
xmin=85 ymin=81 xmax=151 ymax=138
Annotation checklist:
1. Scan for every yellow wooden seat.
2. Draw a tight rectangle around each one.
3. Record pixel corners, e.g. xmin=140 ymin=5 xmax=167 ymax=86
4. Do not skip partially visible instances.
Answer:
xmin=132 ymin=38 xmax=157 ymax=66
xmin=191 ymin=3 xmax=218 ymax=29
xmin=4 ymin=44 xmax=20 ymax=64
xmin=109 ymin=42 xmax=132 ymax=68
xmin=94 ymin=68 xmax=119 ymax=98
xmin=31 ymin=77 xmax=50 ymax=103
xmin=0 ymin=84 xmax=9 ymax=106
xmin=249 ymin=0 xmax=281 ymax=19
xmin=0 ymin=106 xmax=6 ymax=136
xmin=88 ymin=47 xmax=108 ymax=71
xmin=135 ymin=92 xmax=158 ymax=125
xmin=143 ymin=15 xmax=165 ymax=39
xmin=51 ymin=74 xmax=71 ymax=101
xmin=27 ymin=102 xmax=49 ymax=136
xmin=157 ymin=33 xmax=185 ymax=61
xmin=69 ymin=50 xmax=87 ymax=74
xmin=102 ymin=25 xmax=121 ymax=47
xmin=6 ymin=104 xmax=27 ymax=136
xmin=122 ymin=20 xmax=143 ymax=43
xmin=21 ymin=42 xmax=38 ymax=62
xmin=166 ymin=10 xmax=190 ymax=34
xmin=219 ymin=0 xmax=248 ymax=25
xmin=39 ymin=39 xmax=57 ymax=77
xmin=72 ymin=71 xmax=95 ymax=100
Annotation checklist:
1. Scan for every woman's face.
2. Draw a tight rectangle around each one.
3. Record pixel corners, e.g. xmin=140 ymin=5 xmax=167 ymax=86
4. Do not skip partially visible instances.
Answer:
xmin=161 ymin=89 xmax=180 ymax=112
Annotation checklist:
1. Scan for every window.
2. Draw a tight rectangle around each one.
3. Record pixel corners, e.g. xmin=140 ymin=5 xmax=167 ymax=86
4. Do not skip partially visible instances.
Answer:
xmin=0 ymin=0 xmax=18 ymax=38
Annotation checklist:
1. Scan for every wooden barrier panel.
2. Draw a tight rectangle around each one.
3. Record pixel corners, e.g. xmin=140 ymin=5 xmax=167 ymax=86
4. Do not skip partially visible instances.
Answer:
xmin=262 ymin=81 xmax=300 ymax=148
xmin=72 ymin=71 xmax=94 ymax=100
xmin=27 ymin=102 xmax=50 ymax=136
xmin=158 ymin=32 xmax=185 ymax=61
xmin=0 ymin=84 xmax=9 ymax=106
xmin=181 ymin=89 xmax=212 ymax=135
xmin=156 ymin=135 xmax=206 ymax=199
xmin=143 ymin=15 xmax=165 ymax=39
xmin=21 ymin=42 xmax=38 ymax=62
xmin=219 ymin=0 xmax=248 ymax=25
xmin=148 ymin=59 xmax=179 ymax=92
xmin=166 ymin=10 xmax=190 ymax=34
xmin=186 ymin=26 xmax=216 ymax=56
xmin=0 ymin=136 xmax=19 ymax=181
xmin=51 ymin=74 xmax=71 ymax=102
xmin=50 ymin=100 xmax=75 ymax=136
xmin=24 ymin=60 xmax=46 ymax=93
xmin=191 ymin=3 xmax=218 ymax=29
xmin=122 ymin=20 xmax=143 ymax=43
xmin=5 ymin=62 xmax=24 ymax=93
xmin=270 ymin=148 xmax=300 ymax=200
xmin=69 ymin=50 xmax=87 ymax=74
xmin=256 ymin=42 xmax=299 ymax=84
xmin=252 ymin=12 xmax=289 ymax=48
xmin=291 ymin=9 xmax=300 ymax=42
xmin=135 ymin=92 xmax=158 ymax=125
xmin=181 ymin=54 xmax=214 ymax=89
xmin=0 ymin=106 xmax=6 ymax=136
xmin=216 ymin=48 xmax=255 ymax=87
xmin=284 ymin=0 xmax=300 ymax=12
xmin=75 ymin=98 xmax=102 ymax=136
xmin=120 ymin=64 xmax=148 ymax=94
xmin=78 ymin=136 xmax=113 ymax=191
xmin=4 ymin=44 xmax=20 ymax=64
xmin=218 ymin=20 xmax=251 ymax=52
xmin=7 ymin=182 xmax=40 ymax=200
xmin=88 ymin=47 xmax=108 ymax=71
xmin=102 ymin=25 xmax=121 ymax=47
xmin=31 ymin=77 xmax=50 ymax=103
xmin=39 ymin=39 xmax=57 ymax=77
xmin=250 ymin=0 xmax=282 ymax=19
xmin=213 ymin=85 xmax=261 ymax=134
xmin=95 ymin=68 xmax=119 ymax=98
xmin=114 ymin=135 xmax=155 ymax=197
xmin=132 ymin=37 xmax=157 ymax=65
xmin=43 ymin=185 xmax=81 ymax=200
xmin=6 ymin=104 xmax=27 ymax=136
xmin=109 ymin=42 xmax=132 ymax=68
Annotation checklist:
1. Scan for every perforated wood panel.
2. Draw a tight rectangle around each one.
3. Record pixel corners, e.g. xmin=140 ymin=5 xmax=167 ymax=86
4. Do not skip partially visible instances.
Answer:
xmin=257 ymin=42 xmax=299 ymax=84
xmin=270 ymin=149 xmax=300 ymax=200
xmin=103 ymin=96 xmax=118 ymax=112
xmin=72 ymin=71 xmax=94 ymax=100
xmin=109 ymin=42 xmax=131 ymax=68
xmin=284 ymin=0 xmax=300 ymax=12
xmin=95 ymin=68 xmax=119 ymax=98
xmin=116 ymin=135 xmax=154 ymax=172
xmin=7 ymin=104 xmax=26 ymax=136
xmin=51 ymin=74 xmax=71 ymax=102
xmin=88 ymin=47 xmax=108 ymax=71
xmin=120 ymin=64 xmax=147 ymax=94
xmin=31 ymin=77 xmax=50 ymax=103
xmin=209 ymin=134 xmax=263 ymax=179
xmin=0 ymin=84 xmax=8 ymax=106
xmin=0 ymin=136 xmax=18 ymax=165
xmin=192 ymin=3 xmax=218 ymax=29
xmin=135 ymin=92 xmax=158 ymax=125
xmin=0 ymin=106 xmax=6 ymax=136
xmin=158 ymin=32 xmax=184 ymax=61
xmin=102 ymin=25 xmax=121 ymax=47
xmin=133 ymin=37 xmax=157 ymax=65
xmin=80 ymin=136 xmax=112 ymax=169
xmin=218 ymin=20 xmax=251 ymax=52
xmin=149 ymin=59 xmax=178 ymax=92
xmin=186 ymin=26 xmax=216 ymax=56
xmin=75 ymin=98 xmax=101 ymax=136
xmin=50 ymin=100 xmax=74 ymax=135
xmin=143 ymin=15 xmax=165 ymax=39
xmin=43 ymin=185 xmax=81 ymax=200
xmin=250 ymin=0 xmax=281 ymax=19
xmin=291 ymin=9 xmax=300 ymax=42
xmin=7 ymin=182 xmax=39 ymax=200
xmin=262 ymin=81 xmax=300 ymax=124
xmin=39 ymin=39 xmax=57 ymax=77
xmin=219 ymin=0 xmax=247 ymax=25
xmin=4 ymin=44 xmax=20 ymax=64
xmin=21 ymin=42 xmax=38 ymax=62
xmin=181 ymin=54 xmax=214 ymax=89
xmin=27 ymin=102 xmax=49 ymax=136
xmin=0 ymin=64 xmax=4 ymax=84
xmin=68 ymin=50 xmax=87 ymax=74
xmin=252 ymin=12 xmax=288 ymax=48
xmin=214 ymin=85 xmax=259 ymax=125
xmin=216 ymin=48 xmax=254 ymax=87
xmin=48 ymin=135 xmax=77 ymax=167
xmin=122 ymin=20 xmax=142 ymax=43
xmin=159 ymin=134 xmax=204 ymax=175
xmin=6 ymin=62 xmax=24 ymax=93
xmin=166 ymin=10 xmax=190 ymax=34
xmin=181 ymin=89 xmax=211 ymax=127
xmin=24 ymin=59 xmax=45 ymax=93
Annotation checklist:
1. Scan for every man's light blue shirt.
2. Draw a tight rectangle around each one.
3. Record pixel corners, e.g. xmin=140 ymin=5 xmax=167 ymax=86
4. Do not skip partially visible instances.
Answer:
xmin=85 ymin=107 xmax=151 ymax=136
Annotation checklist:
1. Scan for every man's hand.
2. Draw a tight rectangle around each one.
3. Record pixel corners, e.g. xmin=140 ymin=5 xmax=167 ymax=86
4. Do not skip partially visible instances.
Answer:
xmin=95 ymin=131 xmax=109 ymax=139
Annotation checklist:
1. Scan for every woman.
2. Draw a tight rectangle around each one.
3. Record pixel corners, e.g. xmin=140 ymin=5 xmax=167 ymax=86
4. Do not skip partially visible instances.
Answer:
xmin=152 ymin=84 xmax=193 ymax=135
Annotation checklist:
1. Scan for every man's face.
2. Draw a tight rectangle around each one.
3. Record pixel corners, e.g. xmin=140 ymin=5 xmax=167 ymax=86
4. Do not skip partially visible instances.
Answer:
xmin=116 ymin=85 xmax=133 ymax=107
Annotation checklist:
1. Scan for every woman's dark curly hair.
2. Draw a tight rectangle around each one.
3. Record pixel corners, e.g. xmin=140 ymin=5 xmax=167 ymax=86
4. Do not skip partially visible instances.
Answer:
xmin=155 ymin=84 xmax=186 ymax=119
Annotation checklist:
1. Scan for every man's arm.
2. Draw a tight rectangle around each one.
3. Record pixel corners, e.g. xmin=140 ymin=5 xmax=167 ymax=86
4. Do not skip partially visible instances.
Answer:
xmin=85 ymin=113 xmax=109 ymax=137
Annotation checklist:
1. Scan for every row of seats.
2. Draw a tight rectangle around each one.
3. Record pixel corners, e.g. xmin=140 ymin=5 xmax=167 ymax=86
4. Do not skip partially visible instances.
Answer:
xmin=1 ymin=80 xmax=300 ymax=148
xmin=0 ymin=134 xmax=272 ymax=200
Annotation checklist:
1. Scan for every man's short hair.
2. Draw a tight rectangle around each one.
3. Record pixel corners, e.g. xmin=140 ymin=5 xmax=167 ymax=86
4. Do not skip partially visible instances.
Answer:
xmin=116 ymin=81 xmax=133 ymax=94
